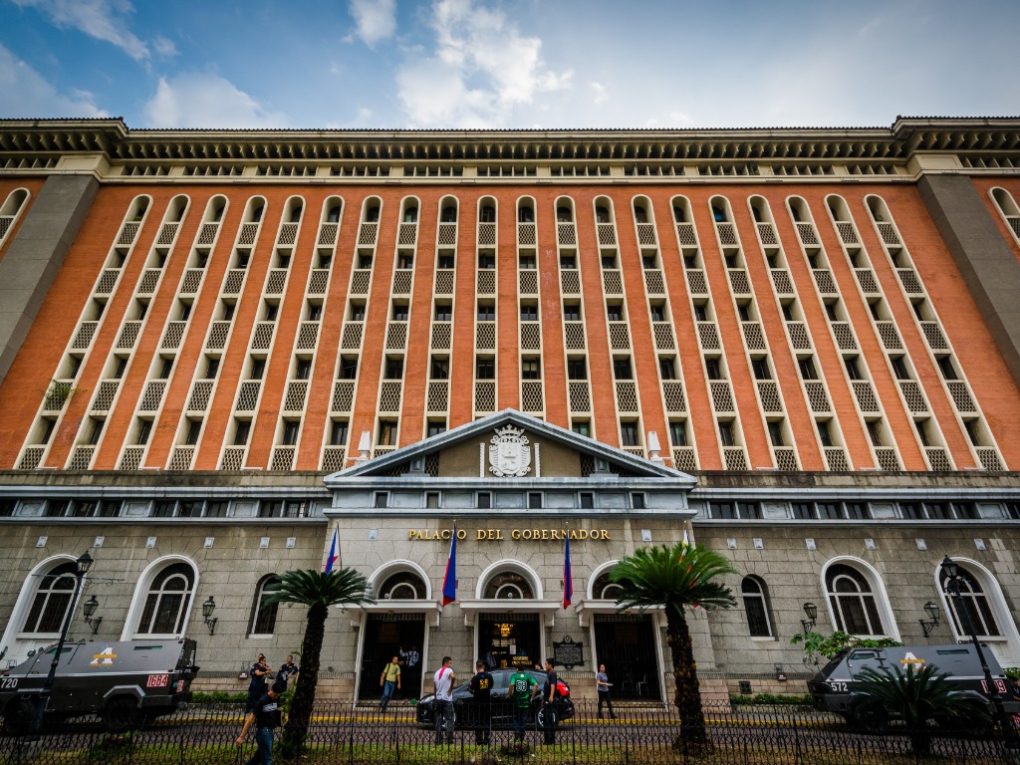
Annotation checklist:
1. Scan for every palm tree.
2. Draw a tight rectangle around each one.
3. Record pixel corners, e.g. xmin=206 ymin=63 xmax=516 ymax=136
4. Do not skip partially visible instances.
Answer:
xmin=262 ymin=568 xmax=372 ymax=756
xmin=610 ymin=543 xmax=736 ymax=750
xmin=852 ymin=664 xmax=989 ymax=757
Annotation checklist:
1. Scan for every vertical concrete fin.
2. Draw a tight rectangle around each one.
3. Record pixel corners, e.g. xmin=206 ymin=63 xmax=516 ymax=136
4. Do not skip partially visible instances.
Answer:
xmin=0 ymin=174 xmax=99 ymax=384
xmin=917 ymin=175 xmax=1020 ymax=388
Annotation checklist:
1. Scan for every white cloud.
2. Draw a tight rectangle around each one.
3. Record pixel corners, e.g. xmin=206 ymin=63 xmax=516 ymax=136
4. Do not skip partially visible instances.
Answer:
xmin=349 ymin=0 xmax=396 ymax=46
xmin=590 ymin=81 xmax=608 ymax=105
xmin=152 ymin=35 xmax=177 ymax=57
xmin=0 ymin=43 xmax=107 ymax=117
xmin=12 ymin=0 xmax=149 ymax=60
xmin=396 ymin=0 xmax=572 ymax=128
xmin=142 ymin=73 xmax=289 ymax=129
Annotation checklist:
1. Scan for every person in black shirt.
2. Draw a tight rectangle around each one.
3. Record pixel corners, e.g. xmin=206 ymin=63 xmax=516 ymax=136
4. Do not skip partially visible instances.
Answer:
xmin=278 ymin=655 xmax=299 ymax=687
xmin=246 ymin=654 xmax=270 ymax=712
xmin=542 ymin=659 xmax=558 ymax=744
xmin=236 ymin=679 xmax=285 ymax=765
xmin=469 ymin=661 xmax=494 ymax=745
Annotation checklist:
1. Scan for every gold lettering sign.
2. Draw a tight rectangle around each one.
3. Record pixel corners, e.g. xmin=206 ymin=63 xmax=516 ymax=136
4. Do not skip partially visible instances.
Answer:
xmin=408 ymin=528 xmax=610 ymax=541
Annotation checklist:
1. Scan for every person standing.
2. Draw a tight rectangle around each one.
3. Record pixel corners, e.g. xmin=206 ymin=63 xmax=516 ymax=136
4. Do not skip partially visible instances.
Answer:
xmin=541 ymin=659 xmax=559 ymax=744
xmin=278 ymin=655 xmax=299 ymax=687
xmin=235 ymin=679 xmax=285 ymax=765
xmin=469 ymin=661 xmax=494 ymax=745
xmin=596 ymin=663 xmax=616 ymax=719
xmin=246 ymin=654 xmax=270 ymax=712
xmin=508 ymin=666 xmax=537 ymax=743
xmin=379 ymin=655 xmax=401 ymax=712
xmin=433 ymin=656 xmax=456 ymax=745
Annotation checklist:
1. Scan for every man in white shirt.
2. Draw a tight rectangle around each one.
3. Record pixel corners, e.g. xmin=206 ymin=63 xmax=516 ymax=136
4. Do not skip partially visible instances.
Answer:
xmin=433 ymin=656 xmax=456 ymax=745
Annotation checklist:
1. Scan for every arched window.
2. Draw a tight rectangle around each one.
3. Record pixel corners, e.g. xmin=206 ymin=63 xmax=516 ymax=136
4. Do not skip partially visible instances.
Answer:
xmin=556 ymin=205 xmax=573 ymax=223
xmin=22 ymin=562 xmax=77 ymax=635
xmin=250 ymin=576 xmax=282 ymax=636
xmin=479 ymin=203 xmax=496 ymax=223
xmin=825 ymin=564 xmax=885 ymax=636
xmin=940 ymin=567 xmax=1001 ymax=638
xmin=137 ymin=563 xmax=195 ymax=636
xmin=378 ymin=571 xmax=427 ymax=600
xmin=483 ymin=572 xmax=534 ymax=600
xmin=591 ymin=570 xmax=623 ymax=601
xmin=741 ymin=576 xmax=774 ymax=638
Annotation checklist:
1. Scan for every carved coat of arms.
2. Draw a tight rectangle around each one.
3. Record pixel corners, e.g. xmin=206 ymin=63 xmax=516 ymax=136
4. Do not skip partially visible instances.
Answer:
xmin=488 ymin=426 xmax=532 ymax=477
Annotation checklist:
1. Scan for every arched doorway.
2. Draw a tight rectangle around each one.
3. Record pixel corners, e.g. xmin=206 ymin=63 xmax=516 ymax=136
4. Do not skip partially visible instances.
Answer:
xmin=477 ymin=567 xmax=542 ymax=671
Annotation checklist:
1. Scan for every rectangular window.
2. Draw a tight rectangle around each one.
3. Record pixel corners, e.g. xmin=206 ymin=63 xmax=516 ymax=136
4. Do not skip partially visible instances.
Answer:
xmin=572 ymin=420 xmax=591 ymax=437
xmin=620 ymin=421 xmax=639 ymax=446
xmin=250 ymin=358 xmax=266 ymax=379
xmin=233 ymin=420 xmax=251 ymax=446
xmin=434 ymin=303 xmax=452 ymax=321
xmin=45 ymin=499 xmax=70 ymax=517
xmin=374 ymin=492 xmax=389 ymax=509
xmin=710 ymin=502 xmax=737 ymax=520
xmin=767 ymin=422 xmax=785 ymax=447
xmin=527 ymin=492 xmax=543 ymax=509
xmin=476 ymin=358 xmax=495 ymax=379
xmin=281 ymin=420 xmax=300 ymax=446
xmin=426 ymin=420 xmax=446 ymax=437
xmin=718 ymin=421 xmax=734 ymax=447
xmin=925 ymin=503 xmax=951 ymax=520
xmin=752 ymin=357 xmax=772 ymax=380
xmin=738 ymin=502 xmax=762 ymax=520
xmin=378 ymin=419 xmax=398 ymax=446
xmin=816 ymin=420 xmax=833 ymax=447
xmin=817 ymin=503 xmax=841 ymax=520
xmin=613 ymin=358 xmax=632 ymax=379
xmin=206 ymin=501 xmax=229 ymax=518
xmin=567 ymin=359 xmax=587 ymax=380
xmin=798 ymin=357 xmax=818 ymax=380
xmin=579 ymin=492 xmax=594 ymax=509
xmin=136 ymin=419 xmax=153 ymax=446
xmin=178 ymin=501 xmax=203 ymax=518
xmin=631 ymin=492 xmax=647 ymax=510
xmin=477 ymin=492 xmax=491 ymax=510
xmin=426 ymin=492 xmax=440 ymax=509
xmin=520 ymin=304 xmax=538 ymax=321
xmin=900 ymin=502 xmax=923 ymax=520
xmin=153 ymin=500 xmax=177 ymax=518
xmin=521 ymin=358 xmax=541 ymax=380
xmin=338 ymin=357 xmax=358 ymax=379
xmin=669 ymin=421 xmax=688 ymax=447
xmin=477 ymin=303 xmax=495 ymax=321
xmin=329 ymin=419 xmax=349 ymax=446
xmin=349 ymin=302 xmax=366 ymax=321
xmin=184 ymin=419 xmax=202 ymax=446
xmin=430 ymin=357 xmax=449 ymax=379
xmin=791 ymin=503 xmax=815 ymax=520
xmin=259 ymin=501 xmax=283 ymax=518
xmin=844 ymin=503 xmax=868 ymax=520
xmin=295 ymin=359 xmax=312 ymax=380
xmin=98 ymin=500 xmax=121 ymax=518
xmin=952 ymin=502 xmax=978 ymax=520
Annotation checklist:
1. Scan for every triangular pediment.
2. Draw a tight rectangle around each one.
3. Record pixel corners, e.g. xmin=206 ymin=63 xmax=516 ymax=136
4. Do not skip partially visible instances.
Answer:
xmin=325 ymin=409 xmax=693 ymax=485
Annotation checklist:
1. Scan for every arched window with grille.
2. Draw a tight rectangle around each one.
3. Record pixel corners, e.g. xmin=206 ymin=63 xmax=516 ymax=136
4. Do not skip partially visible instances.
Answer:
xmin=22 ymin=561 xmax=77 ymax=635
xmin=137 ymin=562 xmax=195 ymax=636
xmin=824 ymin=563 xmax=886 ymax=636
xmin=483 ymin=572 xmax=534 ymax=600
xmin=378 ymin=571 xmax=427 ymax=600
xmin=249 ymin=575 xmax=282 ymax=636
xmin=741 ymin=576 xmax=774 ymax=638
xmin=940 ymin=566 xmax=1001 ymax=638
xmin=591 ymin=570 xmax=624 ymax=601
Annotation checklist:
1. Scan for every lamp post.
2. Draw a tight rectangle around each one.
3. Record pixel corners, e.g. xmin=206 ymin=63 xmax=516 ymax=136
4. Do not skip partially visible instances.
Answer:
xmin=33 ymin=551 xmax=93 ymax=733
xmin=939 ymin=556 xmax=1018 ymax=755
xmin=800 ymin=602 xmax=817 ymax=634
xmin=919 ymin=600 xmax=940 ymax=638
xmin=82 ymin=595 xmax=102 ymax=635
xmin=202 ymin=596 xmax=217 ymax=635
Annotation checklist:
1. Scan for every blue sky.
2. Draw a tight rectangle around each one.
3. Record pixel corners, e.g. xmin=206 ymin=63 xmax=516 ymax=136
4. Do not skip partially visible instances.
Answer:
xmin=1 ymin=0 xmax=1018 ymax=129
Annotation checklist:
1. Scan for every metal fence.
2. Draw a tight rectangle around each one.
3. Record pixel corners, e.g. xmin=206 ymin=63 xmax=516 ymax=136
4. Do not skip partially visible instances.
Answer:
xmin=0 ymin=700 xmax=1013 ymax=764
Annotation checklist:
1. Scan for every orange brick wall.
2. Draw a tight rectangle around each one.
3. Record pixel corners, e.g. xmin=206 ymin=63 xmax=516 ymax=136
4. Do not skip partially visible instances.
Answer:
xmin=0 ymin=180 xmax=1016 ymax=472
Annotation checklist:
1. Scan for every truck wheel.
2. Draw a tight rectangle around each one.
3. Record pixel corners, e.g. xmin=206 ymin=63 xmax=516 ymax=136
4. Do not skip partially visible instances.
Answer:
xmin=850 ymin=704 xmax=888 ymax=734
xmin=2 ymin=699 xmax=36 ymax=736
xmin=101 ymin=697 xmax=142 ymax=733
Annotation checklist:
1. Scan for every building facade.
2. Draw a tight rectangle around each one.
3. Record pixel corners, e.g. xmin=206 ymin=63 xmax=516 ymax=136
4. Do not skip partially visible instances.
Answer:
xmin=0 ymin=117 xmax=1019 ymax=701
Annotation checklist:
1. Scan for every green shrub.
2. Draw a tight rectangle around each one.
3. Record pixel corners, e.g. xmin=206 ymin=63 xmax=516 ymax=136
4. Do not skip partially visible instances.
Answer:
xmin=189 ymin=691 xmax=248 ymax=705
xmin=729 ymin=692 xmax=812 ymax=706
xmin=791 ymin=630 xmax=902 ymax=665
xmin=1005 ymin=667 xmax=1020 ymax=681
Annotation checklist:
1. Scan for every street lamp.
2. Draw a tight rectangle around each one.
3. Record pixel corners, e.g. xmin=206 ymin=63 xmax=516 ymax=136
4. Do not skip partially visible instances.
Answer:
xmin=940 ymin=555 xmax=1018 ymax=755
xmin=919 ymin=600 xmax=939 ymax=638
xmin=33 ymin=551 xmax=93 ymax=733
xmin=82 ymin=595 xmax=102 ymax=635
xmin=202 ymin=596 xmax=218 ymax=635
xmin=800 ymin=602 xmax=817 ymax=634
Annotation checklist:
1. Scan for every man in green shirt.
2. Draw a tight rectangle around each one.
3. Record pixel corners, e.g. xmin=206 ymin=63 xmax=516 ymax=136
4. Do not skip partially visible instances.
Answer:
xmin=508 ymin=669 xmax=537 ymax=742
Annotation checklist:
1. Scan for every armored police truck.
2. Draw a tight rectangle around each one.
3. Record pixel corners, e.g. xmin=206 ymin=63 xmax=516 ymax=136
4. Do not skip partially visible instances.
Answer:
xmin=808 ymin=644 xmax=1019 ymax=732
xmin=0 ymin=638 xmax=198 ymax=734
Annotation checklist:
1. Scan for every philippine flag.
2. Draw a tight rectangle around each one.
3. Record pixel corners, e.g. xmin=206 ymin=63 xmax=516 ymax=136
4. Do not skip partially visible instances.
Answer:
xmin=562 ymin=533 xmax=573 ymax=609
xmin=324 ymin=528 xmax=339 ymax=574
xmin=441 ymin=525 xmax=458 ymax=606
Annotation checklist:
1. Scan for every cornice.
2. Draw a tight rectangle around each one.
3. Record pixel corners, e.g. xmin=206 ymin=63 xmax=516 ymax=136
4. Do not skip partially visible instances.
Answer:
xmin=0 ymin=117 xmax=1018 ymax=181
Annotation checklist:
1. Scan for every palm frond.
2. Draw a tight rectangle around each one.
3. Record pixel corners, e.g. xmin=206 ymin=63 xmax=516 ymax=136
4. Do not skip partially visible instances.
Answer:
xmin=609 ymin=543 xmax=737 ymax=613
xmin=262 ymin=568 xmax=373 ymax=610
